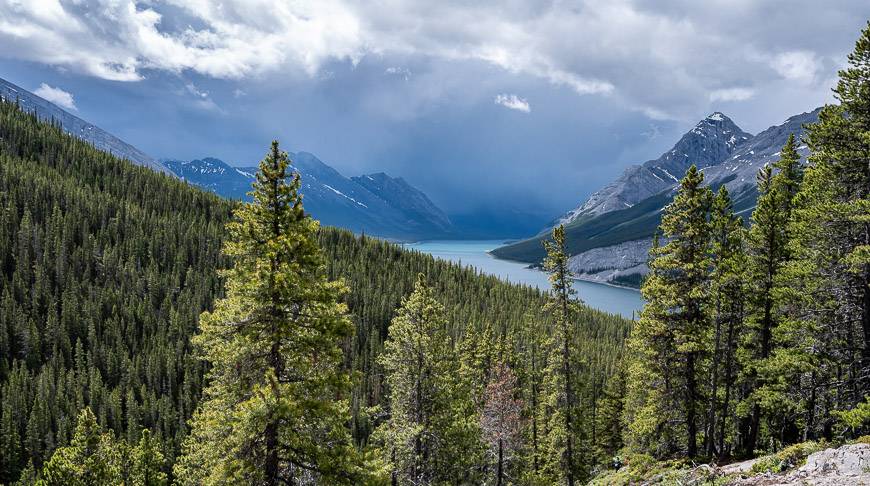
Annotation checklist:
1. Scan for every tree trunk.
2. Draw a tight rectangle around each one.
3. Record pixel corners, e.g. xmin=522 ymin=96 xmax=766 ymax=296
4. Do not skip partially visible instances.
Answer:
xmin=718 ymin=317 xmax=736 ymax=458
xmin=706 ymin=307 xmax=724 ymax=457
xmin=264 ymin=147 xmax=284 ymax=485
xmin=391 ymin=448 xmax=398 ymax=486
xmin=686 ymin=350 xmax=698 ymax=457
xmin=561 ymin=267 xmax=575 ymax=486
xmin=264 ymin=340 xmax=282 ymax=484
xmin=415 ymin=324 xmax=424 ymax=483
xmin=497 ymin=438 xmax=504 ymax=486
xmin=563 ymin=325 xmax=575 ymax=486
xmin=804 ymin=372 xmax=817 ymax=441
xmin=748 ymin=270 xmax=775 ymax=454
xmin=862 ymin=260 xmax=870 ymax=388
xmin=532 ymin=382 xmax=539 ymax=473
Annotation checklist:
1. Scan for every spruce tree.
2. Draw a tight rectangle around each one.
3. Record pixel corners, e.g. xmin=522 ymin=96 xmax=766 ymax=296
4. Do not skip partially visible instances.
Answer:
xmin=705 ymin=187 xmax=745 ymax=458
xmin=39 ymin=407 xmax=123 ymax=485
xmin=625 ymin=166 xmax=711 ymax=458
xmin=780 ymin=21 xmax=870 ymax=440
xmin=174 ymin=142 xmax=362 ymax=485
xmin=373 ymin=274 xmax=483 ymax=485
xmin=538 ymin=225 xmax=584 ymax=484
xmin=131 ymin=430 xmax=167 ymax=486
xmin=0 ymin=96 xmax=634 ymax=483
xmin=594 ymin=363 xmax=625 ymax=466
xmin=740 ymin=134 xmax=803 ymax=453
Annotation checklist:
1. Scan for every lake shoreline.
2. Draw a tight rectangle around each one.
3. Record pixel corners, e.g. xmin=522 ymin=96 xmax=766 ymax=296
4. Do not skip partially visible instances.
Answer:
xmin=405 ymin=240 xmax=644 ymax=318
xmin=479 ymin=245 xmax=642 ymax=293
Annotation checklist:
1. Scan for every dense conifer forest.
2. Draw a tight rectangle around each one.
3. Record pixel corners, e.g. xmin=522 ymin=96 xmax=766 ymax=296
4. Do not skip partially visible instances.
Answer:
xmin=0 ymin=93 xmax=629 ymax=483
xmin=0 ymin=18 xmax=868 ymax=486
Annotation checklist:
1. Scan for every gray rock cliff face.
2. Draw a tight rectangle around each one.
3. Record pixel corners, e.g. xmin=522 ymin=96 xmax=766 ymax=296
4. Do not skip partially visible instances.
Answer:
xmin=700 ymin=108 xmax=819 ymax=214
xmin=559 ymin=112 xmax=751 ymax=224
xmin=567 ymin=238 xmax=651 ymax=285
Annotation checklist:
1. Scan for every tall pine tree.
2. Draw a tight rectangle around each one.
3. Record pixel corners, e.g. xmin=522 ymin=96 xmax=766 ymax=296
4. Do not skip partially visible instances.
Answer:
xmin=740 ymin=134 xmax=803 ymax=453
xmin=705 ymin=187 xmax=746 ymax=458
xmin=538 ymin=225 xmax=585 ymax=484
xmin=625 ymin=166 xmax=711 ymax=458
xmin=373 ymin=274 xmax=483 ymax=485
xmin=780 ymin=21 xmax=870 ymax=441
xmin=174 ymin=142 xmax=362 ymax=485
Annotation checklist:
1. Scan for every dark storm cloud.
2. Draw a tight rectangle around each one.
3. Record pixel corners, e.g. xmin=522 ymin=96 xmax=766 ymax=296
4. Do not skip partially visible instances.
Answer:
xmin=0 ymin=0 xmax=867 ymax=216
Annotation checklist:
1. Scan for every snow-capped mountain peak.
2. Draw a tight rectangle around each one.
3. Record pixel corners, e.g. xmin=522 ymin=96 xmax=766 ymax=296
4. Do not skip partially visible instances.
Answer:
xmin=557 ymin=111 xmax=753 ymax=225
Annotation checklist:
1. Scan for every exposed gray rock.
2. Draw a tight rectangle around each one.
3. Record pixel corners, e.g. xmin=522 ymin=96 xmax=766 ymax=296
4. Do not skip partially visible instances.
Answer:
xmin=700 ymin=108 xmax=819 ymax=214
xmin=559 ymin=112 xmax=751 ymax=224
xmin=568 ymin=238 xmax=650 ymax=286
xmin=799 ymin=444 xmax=870 ymax=478
xmin=726 ymin=444 xmax=870 ymax=485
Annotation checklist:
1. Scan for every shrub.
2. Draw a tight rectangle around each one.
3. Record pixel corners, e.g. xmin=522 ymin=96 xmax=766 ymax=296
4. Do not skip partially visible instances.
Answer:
xmin=749 ymin=441 xmax=827 ymax=474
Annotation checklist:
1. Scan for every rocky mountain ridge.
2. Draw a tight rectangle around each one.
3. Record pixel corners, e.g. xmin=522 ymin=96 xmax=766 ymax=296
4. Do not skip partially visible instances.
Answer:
xmin=558 ymin=112 xmax=751 ymax=225
xmin=0 ymin=76 xmax=455 ymax=241
xmin=164 ymin=154 xmax=453 ymax=240
xmin=0 ymin=77 xmax=169 ymax=174
xmin=493 ymin=108 xmax=821 ymax=287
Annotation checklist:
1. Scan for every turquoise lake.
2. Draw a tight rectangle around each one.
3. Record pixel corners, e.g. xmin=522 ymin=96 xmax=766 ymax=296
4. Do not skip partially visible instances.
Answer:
xmin=405 ymin=240 xmax=645 ymax=319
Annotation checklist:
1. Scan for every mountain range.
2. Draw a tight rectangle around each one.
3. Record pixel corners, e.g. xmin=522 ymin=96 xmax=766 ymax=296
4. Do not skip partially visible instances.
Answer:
xmin=0 ymin=76 xmax=454 ymax=240
xmin=163 ymin=154 xmax=453 ymax=240
xmin=492 ymin=108 xmax=821 ymax=287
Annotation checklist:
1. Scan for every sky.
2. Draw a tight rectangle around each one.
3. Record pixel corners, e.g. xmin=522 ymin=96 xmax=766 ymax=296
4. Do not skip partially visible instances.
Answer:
xmin=0 ymin=1 xmax=867 ymax=221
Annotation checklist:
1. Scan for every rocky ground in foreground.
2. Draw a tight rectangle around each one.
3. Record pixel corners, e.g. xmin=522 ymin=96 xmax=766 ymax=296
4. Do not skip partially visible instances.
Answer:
xmin=724 ymin=444 xmax=870 ymax=485
xmin=589 ymin=442 xmax=870 ymax=485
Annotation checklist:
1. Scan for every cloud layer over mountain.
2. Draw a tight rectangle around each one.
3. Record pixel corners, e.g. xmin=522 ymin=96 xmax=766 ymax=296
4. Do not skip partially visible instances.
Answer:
xmin=1 ymin=1 xmax=867 ymax=220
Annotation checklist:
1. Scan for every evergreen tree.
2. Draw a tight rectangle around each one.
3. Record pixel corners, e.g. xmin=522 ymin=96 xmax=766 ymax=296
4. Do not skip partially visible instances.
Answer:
xmin=373 ymin=274 xmax=483 ymax=485
xmin=131 ymin=429 xmax=167 ymax=486
xmin=706 ymin=187 xmax=746 ymax=458
xmin=0 ymin=94 xmax=633 ymax=482
xmin=593 ymin=363 xmax=625 ymax=466
xmin=625 ymin=166 xmax=712 ymax=458
xmin=740 ymin=134 xmax=803 ymax=453
xmin=518 ymin=312 xmax=548 ymax=481
xmin=538 ymin=225 xmax=584 ymax=484
xmin=779 ymin=21 xmax=870 ymax=442
xmin=174 ymin=142 xmax=362 ymax=485
xmin=38 ymin=408 xmax=123 ymax=485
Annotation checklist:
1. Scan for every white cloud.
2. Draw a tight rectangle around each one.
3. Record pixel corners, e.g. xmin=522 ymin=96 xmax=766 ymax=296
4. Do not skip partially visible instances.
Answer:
xmin=182 ymin=82 xmax=222 ymax=111
xmin=33 ymin=83 xmax=76 ymax=110
xmin=709 ymin=87 xmax=755 ymax=102
xmin=494 ymin=93 xmax=530 ymax=112
xmin=385 ymin=66 xmax=411 ymax=81
xmin=771 ymin=51 xmax=820 ymax=84
xmin=185 ymin=82 xmax=209 ymax=99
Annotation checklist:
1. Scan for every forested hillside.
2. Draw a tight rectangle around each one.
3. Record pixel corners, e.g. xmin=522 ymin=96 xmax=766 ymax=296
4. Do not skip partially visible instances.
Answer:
xmin=0 ymin=98 xmax=630 ymax=484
